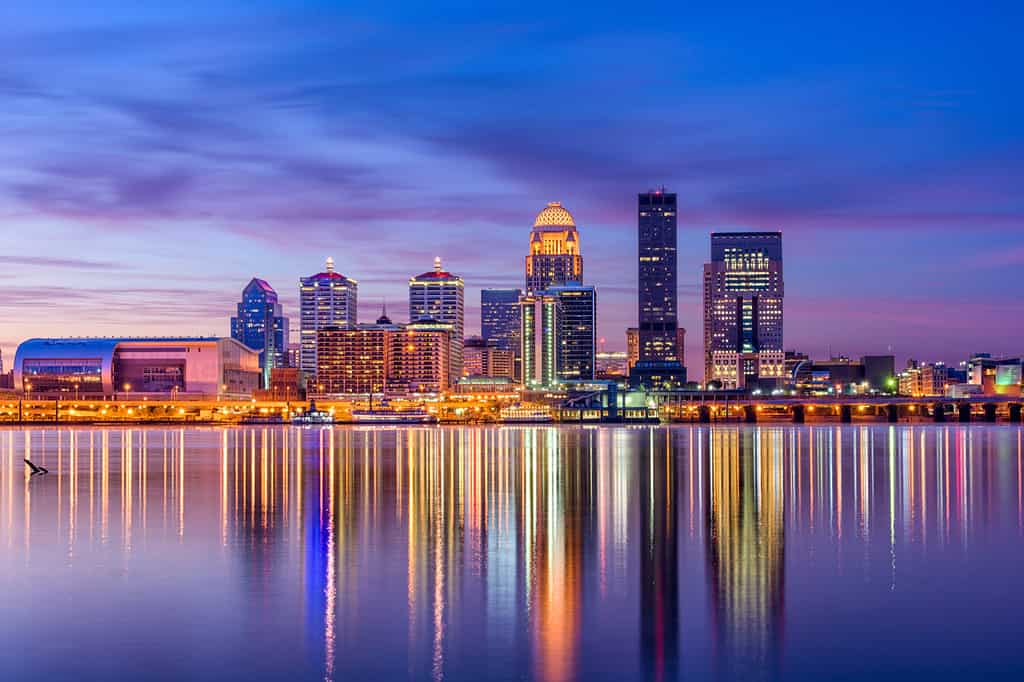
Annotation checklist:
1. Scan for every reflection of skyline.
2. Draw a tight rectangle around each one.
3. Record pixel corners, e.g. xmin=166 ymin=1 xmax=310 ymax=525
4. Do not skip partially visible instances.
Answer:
xmin=2 ymin=425 xmax=1024 ymax=680
xmin=705 ymin=428 xmax=786 ymax=680
xmin=639 ymin=429 xmax=679 ymax=682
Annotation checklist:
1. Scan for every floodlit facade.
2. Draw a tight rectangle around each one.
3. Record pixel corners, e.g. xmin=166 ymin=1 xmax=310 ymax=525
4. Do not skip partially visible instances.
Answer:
xmin=230 ymin=278 xmax=289 ymax=387
xmin=313 ymin=311 xmax=452 ymax=396
xmin=520 ymin=293 xmax=560 ymax=388
xmin=525 ymin=202 xmax=583 ymax=293
xmin=388 ymin=318 xmax=451 ymax=394
xmin=703 ymin=232 xmax=785 ymax=389
xmin=315 ymin=312 xmax=400 ymax=395
xmin=637 ymin=190 xmax=680 ymax=363
xmin=13 ymin=337 xmax=260 ymax=397
xmin=409 ymin=258 xmax=464 ymax=384
xmin=300 ymin=257 xmax=358 ymax=377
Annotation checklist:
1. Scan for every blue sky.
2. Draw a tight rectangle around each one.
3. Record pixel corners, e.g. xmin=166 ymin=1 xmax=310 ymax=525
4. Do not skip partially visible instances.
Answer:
xmin=1 ymin=2 xmax=1021 ymax=376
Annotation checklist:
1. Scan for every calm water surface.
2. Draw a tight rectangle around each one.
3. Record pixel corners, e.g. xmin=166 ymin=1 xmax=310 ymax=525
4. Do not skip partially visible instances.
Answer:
xmin=1 ymin=425 xmax=1023 ymax=681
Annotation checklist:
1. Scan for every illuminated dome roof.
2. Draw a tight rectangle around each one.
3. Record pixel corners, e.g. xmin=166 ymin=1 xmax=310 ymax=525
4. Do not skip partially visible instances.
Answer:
xmin=533 ymin=202 xmax=576 ymax=228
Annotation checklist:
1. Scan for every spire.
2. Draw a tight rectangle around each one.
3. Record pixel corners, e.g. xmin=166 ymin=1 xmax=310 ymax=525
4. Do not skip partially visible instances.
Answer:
xmin=325 ymin=256 xmax=335 ymax=273
xmin=434 ymin=256 xmax=442 ymax=273
xmin=376 ymin=300 xmax=392 ymax=325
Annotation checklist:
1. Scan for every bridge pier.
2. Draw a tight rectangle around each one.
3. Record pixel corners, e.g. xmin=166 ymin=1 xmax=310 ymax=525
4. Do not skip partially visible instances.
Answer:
xmin=933 ymin=403 xmax=947 ymax=423
xmin=957 ymin=403 xmax=971 ymax=423
xmin=699 ymin=405 xmax=711 ymax=423
xmin=1010 ymin=403 xmax=1022 ymax=424
xmin=983 ymin=403 xmax=997 ymax=423
xmin=792 ymin=405 xmax=805 ymax=424
xmin=743 ymin=405 xmax=757 ymax=423
xmin=886 ymin=404 xmax=899 ymax=423
xmin=840 ymin=404 xmax=852 ymax=423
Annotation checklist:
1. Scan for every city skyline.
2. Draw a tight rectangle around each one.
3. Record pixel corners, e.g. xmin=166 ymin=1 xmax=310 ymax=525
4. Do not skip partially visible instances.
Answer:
xmin=2 ymin=4 xmax=1022 ymax=378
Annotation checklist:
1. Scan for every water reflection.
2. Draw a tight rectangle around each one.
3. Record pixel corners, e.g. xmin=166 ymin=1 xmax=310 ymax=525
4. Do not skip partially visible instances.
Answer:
xmin=2 ymin=425 xmax=1024 ymax=681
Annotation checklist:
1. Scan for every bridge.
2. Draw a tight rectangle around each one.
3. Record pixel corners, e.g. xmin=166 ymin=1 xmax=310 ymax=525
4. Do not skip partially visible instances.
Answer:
xmin=653 ymin=393 xmax=1023 ymax=423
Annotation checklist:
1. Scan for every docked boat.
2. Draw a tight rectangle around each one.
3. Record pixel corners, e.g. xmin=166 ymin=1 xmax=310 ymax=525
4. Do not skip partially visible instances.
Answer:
xmin=499 ymin=404 xmax=554 ymax=423
xmin=351 ymin=398 xmax=437 ymax=424
xmin=291 ymin=399 xmax=335 ymax=425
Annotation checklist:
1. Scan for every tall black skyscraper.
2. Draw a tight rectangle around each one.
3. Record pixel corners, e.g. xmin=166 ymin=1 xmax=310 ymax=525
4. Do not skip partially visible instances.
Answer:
xmin=638 ymin=190 xmax=679 ymax=362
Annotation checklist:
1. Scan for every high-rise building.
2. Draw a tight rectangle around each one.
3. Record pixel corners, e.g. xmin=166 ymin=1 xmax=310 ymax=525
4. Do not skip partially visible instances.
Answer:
xmin=520 ymin=292 xmax=560 ymax=388
xmin=525 ymin=202 xmax=582 ymax=293
xmin=313 ymin=309 xmax=453 ymax=396
xmin=703 ymin=232 xmax=785 ymax=389
xmin=637 ymin=190 xmax=679 ymax=363
xmin=315 ymin=311 xmax=400 ymax=395
xmin=481 ymin=288 xmax=522 ymax=352
xmin=519 ymin=284 xmax=596 ymax=387
xmin=389 ymin=318 xmax=451 ymax=394
xmin=548 ymin=283 xmax=596 ymax=382
xmin=463 ymin=336 xmax=515 ymax=379
xmin=300 ymin=257 xmax=358 ymax=377
xmin=409 ymin=257 xmax=464 ymax=384
xmin=230 ymin=278 xmax=289 ymax=388
xmin=482 ymin=288 xmax=523 ymax=381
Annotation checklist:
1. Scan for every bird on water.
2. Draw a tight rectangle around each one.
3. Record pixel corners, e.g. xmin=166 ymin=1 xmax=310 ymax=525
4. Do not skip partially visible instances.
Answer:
xmin=24 ymin=459 xmax=49 ymax=476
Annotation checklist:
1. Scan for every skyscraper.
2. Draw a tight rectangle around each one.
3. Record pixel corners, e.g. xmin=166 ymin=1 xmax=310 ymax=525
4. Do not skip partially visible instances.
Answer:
xmin=525 ymin=202 xmax=582 ymax=293
xmin=481 ymin=288 xmax=522 ymax=351
xmin=637 ymin=190 xmax=679 ymax=362
xmin=300 ymin=257 xmax=358 ymax=377
xmin=548 ymin=283 xmax=596 ymax=382
xmin=409 ymin=257 xmax=464 ymax=384
xmin=703 ymin=232 xmax=785 ymax=389
xmin=520 ymin=292 xmax=560 ymax=388
xmin=482 ymin=288 xmax=523 ymax=381
xmin=230 ymin=278 xmax=289 ymax=388
xmin=520 ymin=284 xmax=596 ymax=387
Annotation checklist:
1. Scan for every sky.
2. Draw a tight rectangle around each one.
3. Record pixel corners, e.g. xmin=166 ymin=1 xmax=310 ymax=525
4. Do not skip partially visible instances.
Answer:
xmin=1 ymin=1 xmax=1022 ymax=379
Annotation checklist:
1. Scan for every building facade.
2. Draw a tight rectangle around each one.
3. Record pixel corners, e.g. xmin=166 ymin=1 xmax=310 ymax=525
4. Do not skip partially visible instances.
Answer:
xmin=519 ymin=284 xmax=596 ymax=387
xmin=463 ymin=337 xmax=515 ymax=379
xmin=703 ymin=232 xmax=785 ymax=389
xmin=388 ymin=318 xmax=451 ymax=394
xmin=626 ymin=327 xmax=639 ymax=370
xmin=549 ymin=283 xmax=596 ymax=382
xmin=315 ymin=312 xmax=399 ymax=395
xmin=300 ymin=257 xmax=358 ymax=377
xmin=525 ymin=202 xmax=583 ymax=293
xmin=312 ymin=312 xmax=451 ymax=396
xmin=899 ymin=361 xmax=951 ymax=397
xmin=637 ymin=190 xmax=680 ymax=363
xmin=520 ymin=293 xmax=560 ymax=388
xmin=230 ymin=278 xmax=289 ymax=388
xmin=14 ymin=337 xmax=260 ymax=397
xmin=481 ymin=288 xmax=522 ymax=350
xmin=409 ymin=257 xmax=464 ymax=384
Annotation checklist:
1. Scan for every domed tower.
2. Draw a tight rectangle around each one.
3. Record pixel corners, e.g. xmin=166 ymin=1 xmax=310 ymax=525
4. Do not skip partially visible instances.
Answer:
xmin=525 ymin=202 xmax=583 ymax=293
